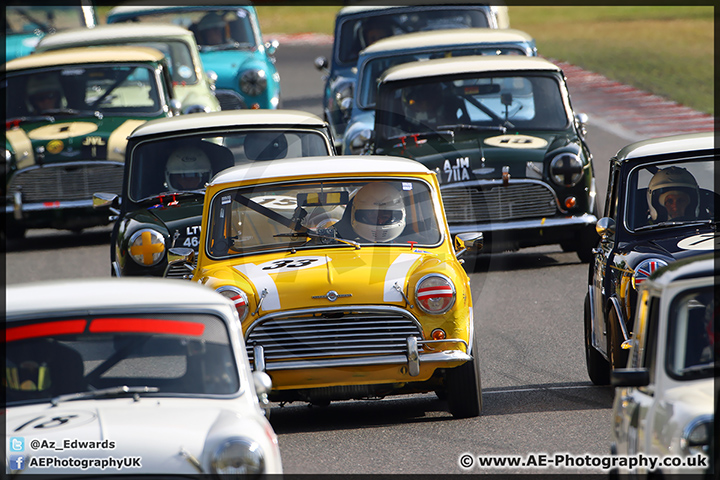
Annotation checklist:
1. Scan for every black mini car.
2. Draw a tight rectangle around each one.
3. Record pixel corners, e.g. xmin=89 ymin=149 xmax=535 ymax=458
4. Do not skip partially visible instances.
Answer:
xmin=585 ymin=132 xmax=717 ymax=385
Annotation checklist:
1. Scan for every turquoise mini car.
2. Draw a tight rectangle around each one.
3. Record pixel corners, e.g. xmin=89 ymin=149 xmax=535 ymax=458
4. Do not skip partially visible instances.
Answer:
xmin=107 ymin=5 xmax=280 ymax=110
xmin=5 ymin=2 xmax=97 ymax=61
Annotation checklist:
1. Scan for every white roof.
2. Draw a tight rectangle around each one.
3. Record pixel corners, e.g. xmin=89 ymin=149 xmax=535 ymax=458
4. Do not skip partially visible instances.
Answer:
xmin=129 ymin=110 xmax=326 ymax=139
xmin=616 ymin=132 xmax=716 ymax=162
xmin=36 ymin=23 xmax=194 ymax=51
xmin=210 ymin=155 xmax=432 ymax=186
xmin=7 ymin=278 xmax=232 ymax=320
xmin=362 ymin=28 xmax=534 ymax=56
xmin=380 ymin=55 xmax=560 ymax=84
xmin=6 ymin=46 xmax=166 ymax=71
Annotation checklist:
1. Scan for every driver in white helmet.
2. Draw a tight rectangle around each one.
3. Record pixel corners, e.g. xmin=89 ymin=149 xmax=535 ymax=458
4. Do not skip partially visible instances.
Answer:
xmin=349 ymin=182 xmax=406 ymax=242
xmin=165 ymin=147 xmax=212 ymax=191
xmin=646 ymin=166 xmax=699 ymax=223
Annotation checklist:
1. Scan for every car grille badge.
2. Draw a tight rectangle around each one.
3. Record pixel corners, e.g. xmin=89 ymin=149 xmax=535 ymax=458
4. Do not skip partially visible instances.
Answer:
xmin=312 ymin=290 xmax=352 ymax=302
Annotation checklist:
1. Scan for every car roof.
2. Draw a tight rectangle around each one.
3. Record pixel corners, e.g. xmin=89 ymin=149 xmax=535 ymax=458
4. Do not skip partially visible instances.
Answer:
xmin=129 ymin=110 xmax=327 ymax=139
xmin=644 ymin=253 xmax=718 ymax=288
xmin=36 ymin=23 xmax=195 ymax=51
xmin=614 ymin=132 xmax=716 ymax=162
xmin=5 ymin=46 xmax=166 ymax=71
xmin=6 ymin=278 xmax=232 ymax=321
xmin=338 ymin=4 xmax=489 ymax=17
xmin=107 ymin=4 xmax=254 ymax=21
xmin=362 ymin=28 xmax=534 ymax=56
xmin=210 ymin=155 xmax=433 ymax=186
xmin=379 ymin=55 xmax=561 ymax=84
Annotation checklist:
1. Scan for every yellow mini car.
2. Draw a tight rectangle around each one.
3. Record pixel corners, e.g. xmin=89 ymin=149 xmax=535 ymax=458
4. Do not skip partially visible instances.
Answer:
xmin=176 ymin=155 xmax=483 ymax=417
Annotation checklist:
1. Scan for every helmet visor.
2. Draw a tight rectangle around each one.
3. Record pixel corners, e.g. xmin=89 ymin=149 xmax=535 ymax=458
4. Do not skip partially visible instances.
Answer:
xmin=355 ymin=209 xmax=403 ymax=226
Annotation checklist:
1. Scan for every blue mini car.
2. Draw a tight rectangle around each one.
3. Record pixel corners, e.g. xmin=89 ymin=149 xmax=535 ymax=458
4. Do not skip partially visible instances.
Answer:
xmin=107 ymin=5 xmax=280 ymax=110
xmin=314 ymin=4 xmax=509 ymax=149
xmin=5 ymin=2 xmax=97 ymax=61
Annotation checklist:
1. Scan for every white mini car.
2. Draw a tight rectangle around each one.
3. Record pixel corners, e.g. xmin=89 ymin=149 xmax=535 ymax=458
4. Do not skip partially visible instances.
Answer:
xmin=5 ymin=278 xmax=282 ymax=476
xmin=610 ymin=253 xmax=716 ymax=476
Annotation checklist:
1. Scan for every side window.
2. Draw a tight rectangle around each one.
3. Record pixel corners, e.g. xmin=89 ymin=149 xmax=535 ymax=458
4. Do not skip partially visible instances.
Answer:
xmin=641 ymin=297 xmax=660 ymax=386
xmin=605 ymin=165 xmax=620 ymax=220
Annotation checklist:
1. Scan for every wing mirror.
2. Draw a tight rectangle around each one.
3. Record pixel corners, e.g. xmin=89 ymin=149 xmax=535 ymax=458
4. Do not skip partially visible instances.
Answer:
xmin=596 ymin=217 xmax=615 ymax=240
xmin=454 ymin=232 xmax=484 ymax=258
xmin=163 ymin=247 xmax=195 ymax=278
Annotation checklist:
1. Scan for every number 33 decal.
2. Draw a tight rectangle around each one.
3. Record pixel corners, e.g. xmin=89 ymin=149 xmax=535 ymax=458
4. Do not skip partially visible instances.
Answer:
xmin=259 ymin=256 xmax=328 ymax=272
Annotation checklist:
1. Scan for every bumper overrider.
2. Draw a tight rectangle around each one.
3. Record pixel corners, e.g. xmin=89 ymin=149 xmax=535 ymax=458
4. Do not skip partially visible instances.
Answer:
xmin=244 ymin=305 xmax=471 ymax=399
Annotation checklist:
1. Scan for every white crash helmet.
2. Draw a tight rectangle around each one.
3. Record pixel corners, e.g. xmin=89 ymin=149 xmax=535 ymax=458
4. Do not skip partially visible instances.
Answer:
xmin=646 ymin=166 xmax=699 ymax=221
xmin=165 ymin=147 xmax=212 ymax=190
xmin=351 ymin=182 xmax=406 ymax=242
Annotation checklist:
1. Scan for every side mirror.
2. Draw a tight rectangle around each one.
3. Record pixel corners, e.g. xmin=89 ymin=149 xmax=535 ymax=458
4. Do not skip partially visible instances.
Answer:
xmin=93 ymin=192 xmax=121 ymax=220
xmin=575 ymin=112 xmax=589 ymax=137
xmin=610 ymin=368 xmax=650 ymax=387
xmin=252 ymin=371 xmax=273 ymax=417
xmin=596 ymin=217 xmax=615 ymax=240
xmin=163 ymin=247 xmax=195 ymax=278
xmin=265 ymin=39 xmax=279 ymax=56
xmin=169 ymin=98 xmax=182 ymax=116
xmin=314 ymin=56 xmax=328 ymax=73
xmin=454 ymin=232 xmax=483 ymax=257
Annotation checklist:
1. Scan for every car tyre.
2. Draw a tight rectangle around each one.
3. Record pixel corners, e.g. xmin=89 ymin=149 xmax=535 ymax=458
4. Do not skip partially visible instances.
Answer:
xmin=584 ymin=293 xmax=610 ymax=385
xmin=576 ymin=224 xmax=599 ymax=263
xmin=445 ymin=333 xmax=482 ymax=418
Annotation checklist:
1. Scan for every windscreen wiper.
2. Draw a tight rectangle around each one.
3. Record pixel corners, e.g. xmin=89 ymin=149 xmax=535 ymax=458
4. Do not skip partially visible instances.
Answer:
xmin=51 ymin=385 xmax=159 ymax=406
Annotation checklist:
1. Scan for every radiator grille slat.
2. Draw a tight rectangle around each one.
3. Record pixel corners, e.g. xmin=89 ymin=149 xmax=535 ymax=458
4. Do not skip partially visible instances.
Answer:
xmin=442 ymin=183 xmax=558 ymax=223
xmin=9 ymin=164 xmax=124 ymax=203
xmin=246 ymin=310 xmax=422 ymax=365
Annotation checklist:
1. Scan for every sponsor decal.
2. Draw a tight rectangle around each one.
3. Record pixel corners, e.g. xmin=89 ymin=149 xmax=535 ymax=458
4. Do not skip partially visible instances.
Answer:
xmin=677 ymin=233 xmax=719 ymax=251
xmin=484 ymin=134 xmax=548 ymax=149
xmin=46 ymin=140 xmax=64 ymax=154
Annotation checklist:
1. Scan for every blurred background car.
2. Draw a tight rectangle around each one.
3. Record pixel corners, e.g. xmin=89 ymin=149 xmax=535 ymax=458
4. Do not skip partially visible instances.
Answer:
xmin=315 ymin=3 xmax=509 ymax=150
xmin=585 ymin=132 xmax=717 ymax=385
xmin=35 ymin=23 xmax=221 ymax=115
xmin=106 ymin=4 xmax=281 ymax=110
xmin=372 ymin=55 xmax=597 ymax=262
xmin=5 ymin=1 xmax=97 ymax=61
xmin=342 ymin=27 xmax=537 ymax=155
xmin=610 ymin=253 xmax=716 ymax=476
xmin=5 ymin=278 xmax=282 ymax=476
xmin=95 ymin=110 xmax=335 ymax=278
xmin=3 ymin=46 xmax=178 ymax=240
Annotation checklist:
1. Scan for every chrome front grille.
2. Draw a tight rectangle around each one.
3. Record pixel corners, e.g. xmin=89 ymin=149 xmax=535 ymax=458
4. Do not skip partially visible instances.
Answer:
xmin=215 ymin=90 xmax=246 ymax=110
xmin=246 ymin=309 xmax=423 ymax=365
xmin=441 ymin=182 xmax=558 ymax=224
xmin=165 ymin=255 xmax=198 ymax=280
xmin=9 ymin=163 xmax=124 ymax=203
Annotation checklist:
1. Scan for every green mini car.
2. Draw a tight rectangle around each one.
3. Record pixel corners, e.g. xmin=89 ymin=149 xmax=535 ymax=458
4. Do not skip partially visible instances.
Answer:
xmin=35 ymin=23 xmax=221 ymax=115
xmin=372 ymin=55 xmax=598 ymax=262
xmin=4 ymin=46 xmax=178 ymax=239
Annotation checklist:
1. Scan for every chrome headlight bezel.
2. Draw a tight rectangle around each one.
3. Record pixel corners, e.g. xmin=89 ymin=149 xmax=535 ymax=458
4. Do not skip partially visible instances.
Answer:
xmin=335 ymin=85 xmax=353 ymax=118
xmin=211 ymin=437 xmax=265 ymax=476
xmin=347 ymin=128 xmax=373 ymax=155
xmin=415 ymin=273 xmax=456 ymax=315
xmin=549 ymin=152 xmax=584 ymax=187
xmin=128 ymin=229 xmax=166 ymax=267
xmin=183 ymin=104 xmax=213 ymax=115
xmin=216 ymin=285 xmax=250 ymax=322
xmin=680 ymin=415 xmax=713 ymax=456
xmin=240 ymin=69 xmax=268 ymax=96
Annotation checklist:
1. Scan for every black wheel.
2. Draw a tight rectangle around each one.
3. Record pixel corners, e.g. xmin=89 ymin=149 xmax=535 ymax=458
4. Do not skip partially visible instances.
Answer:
xmin=584 ymin=294 xmax=610 ymax=385
xmin=4 ymin=218 xmax=26 ymax=241
xmin=576 ymin=224 xmax=599 ymax=263
xmin=609 ymin=309 xmax=629 ymax=370
xmin=445 ymin=332 xmax=482 ymax=418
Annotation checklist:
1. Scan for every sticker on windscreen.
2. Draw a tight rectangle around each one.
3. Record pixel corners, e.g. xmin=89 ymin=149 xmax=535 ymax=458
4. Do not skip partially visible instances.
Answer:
xmin=484 ymin=134 xmax=548 ymax=149
xmin=249 ymin=195 xmax=297 ymax=210
xmin=677 ymin=233 xmax=720 ymax=251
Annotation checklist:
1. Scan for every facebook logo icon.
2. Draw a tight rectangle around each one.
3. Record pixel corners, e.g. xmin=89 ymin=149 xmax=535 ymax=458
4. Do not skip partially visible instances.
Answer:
xmin=9 ymin=455 xmax=25 ymax=470
xmin=9 ymin=437 xmax=24 ymax=452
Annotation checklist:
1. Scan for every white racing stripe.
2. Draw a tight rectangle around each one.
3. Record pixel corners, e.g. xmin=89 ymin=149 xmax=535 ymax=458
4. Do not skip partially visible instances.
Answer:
xmin=383 ymin=253 xmax=421 ymax=302
xmin=233 ymin=263 xmax=281 ymax=311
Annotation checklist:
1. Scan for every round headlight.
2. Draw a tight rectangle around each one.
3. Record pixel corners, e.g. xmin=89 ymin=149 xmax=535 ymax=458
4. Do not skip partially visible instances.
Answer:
xmin=183 ymin=104 xmax=212 ymax=115
xmin=216 ymin=286 xmax=249 ymax=321
xmin=347 ymin=129 xmax=372 ymax=155
xmin=128 ymin=229 xmax=165 ymax=266
xmin=335 ymin=85 xmax=353 ymax=116
xmin=212 ymin=438 xmax=265 ymax=476
xmin=632 ymin=258 xmax=668 ymax=289
xmin=415 ymin=274 xmax=456 ymax=314
xmin=550 ymin=153 xmax=583 ymax=187
xmin=681 ymin=416 xmax=712 ymax=456
xmin=240 ymin=69 xmax=268 ymax=96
